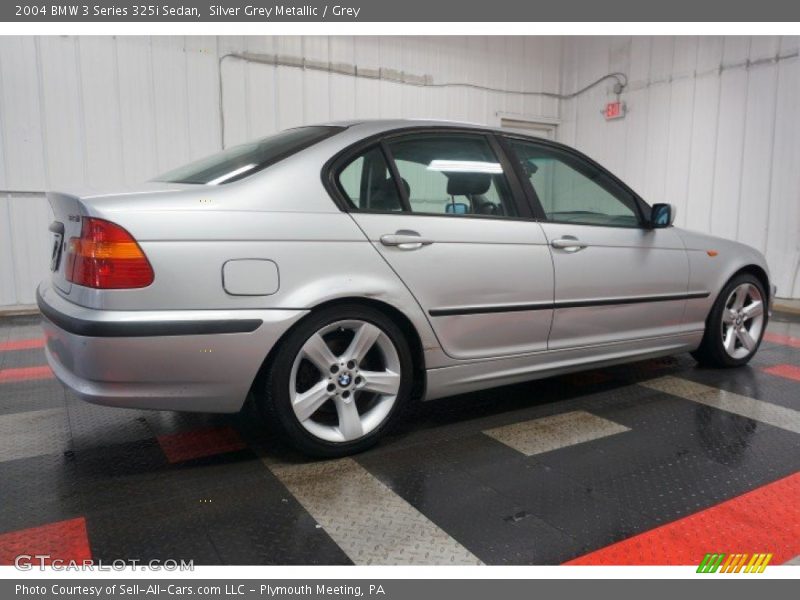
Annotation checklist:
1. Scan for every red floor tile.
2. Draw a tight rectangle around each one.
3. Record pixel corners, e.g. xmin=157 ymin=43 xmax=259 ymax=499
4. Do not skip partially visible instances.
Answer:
xmin=0 ymin=337 xmax=45 ymax=352
xmin=157 ymin=426 xmax=247 ymax=463
xmin=0 ymin=517 xmax=91 ymax=566
xmin=0 ymin=365 xmax=54 ymax=383
xmin=762 ymin=364 xmax=800 ymax=382
xmin=565 ymin=471 xmax=800 ymax=565
xmin=763 ymin=332 xmax=800 ymax=349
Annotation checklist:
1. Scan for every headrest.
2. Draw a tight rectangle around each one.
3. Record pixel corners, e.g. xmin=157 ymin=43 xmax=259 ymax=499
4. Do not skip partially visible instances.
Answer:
xmin=368 ymin=178 xmax=405 ymax=211
xmin=370 ymin=177 xmax=410 ymax=196
xmin=446 ymin=173 xmax=491 ymax=196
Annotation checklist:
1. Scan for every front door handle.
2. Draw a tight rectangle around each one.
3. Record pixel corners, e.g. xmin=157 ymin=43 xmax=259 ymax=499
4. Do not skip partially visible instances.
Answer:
xmin=380 ymin=230 xmax=434 ymax=250
xmin=550 ymin=236 xmax=587 ymax=253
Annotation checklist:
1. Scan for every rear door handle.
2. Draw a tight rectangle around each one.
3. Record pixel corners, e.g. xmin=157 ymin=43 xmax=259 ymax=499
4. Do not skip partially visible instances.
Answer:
xmin=380 ymin=231 xmax=434 ymax=250
xmin=550 ymin=236 xmax=587 ymax=253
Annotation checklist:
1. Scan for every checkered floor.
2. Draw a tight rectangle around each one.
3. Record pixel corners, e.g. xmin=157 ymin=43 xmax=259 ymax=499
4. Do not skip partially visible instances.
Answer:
xmin=1 ymin=314 xmax=799 ymax=565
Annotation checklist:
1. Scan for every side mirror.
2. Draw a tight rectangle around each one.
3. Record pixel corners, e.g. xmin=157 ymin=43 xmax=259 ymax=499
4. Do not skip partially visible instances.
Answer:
xmin=650 ymin=203 xmax=676 ymax=228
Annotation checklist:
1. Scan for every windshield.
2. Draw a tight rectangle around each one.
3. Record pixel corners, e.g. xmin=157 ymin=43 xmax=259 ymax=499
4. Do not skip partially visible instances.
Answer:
xmin=153 ymin=126 xmax=343 ymax=185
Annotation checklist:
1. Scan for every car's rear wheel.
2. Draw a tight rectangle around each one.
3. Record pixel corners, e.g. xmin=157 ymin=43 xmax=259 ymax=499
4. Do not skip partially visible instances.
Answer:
xmin=691 ymin=273 xmax=767 ymax=368
xmin=261 ymin=303 xmax=413 ymax=457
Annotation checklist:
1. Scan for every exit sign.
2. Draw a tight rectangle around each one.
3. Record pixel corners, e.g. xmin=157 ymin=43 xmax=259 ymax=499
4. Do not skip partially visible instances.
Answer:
xmin=604 ymin=101 xmax=626 ymax=120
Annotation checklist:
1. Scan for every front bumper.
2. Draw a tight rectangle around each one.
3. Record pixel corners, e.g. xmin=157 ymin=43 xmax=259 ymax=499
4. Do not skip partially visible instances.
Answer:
xmin=37 ymin=281 xmax=307 ymax=413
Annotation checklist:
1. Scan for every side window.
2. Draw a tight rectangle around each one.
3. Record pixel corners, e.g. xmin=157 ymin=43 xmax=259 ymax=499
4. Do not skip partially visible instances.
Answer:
xmin=337 ymin=146 xmax=404 ymax=212
xmin=386 ymin=134 xmax=518 ymax=218
xmin=509 ymin=139 xmax=641 ymax=227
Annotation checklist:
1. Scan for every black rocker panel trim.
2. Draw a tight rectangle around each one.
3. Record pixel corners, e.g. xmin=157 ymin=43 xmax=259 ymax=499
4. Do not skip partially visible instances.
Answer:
xmin=429 ymin=292 xmax=710 ymax=317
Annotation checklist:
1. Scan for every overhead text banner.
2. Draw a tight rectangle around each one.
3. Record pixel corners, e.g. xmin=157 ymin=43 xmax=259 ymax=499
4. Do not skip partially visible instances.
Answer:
xmin=2 ymin=0 xmax=800 ymax=22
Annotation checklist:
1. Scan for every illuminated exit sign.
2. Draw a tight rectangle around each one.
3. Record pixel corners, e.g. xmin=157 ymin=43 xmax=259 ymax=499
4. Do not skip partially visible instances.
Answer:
xmin=604 ymin=101 xmax=626 ymax=120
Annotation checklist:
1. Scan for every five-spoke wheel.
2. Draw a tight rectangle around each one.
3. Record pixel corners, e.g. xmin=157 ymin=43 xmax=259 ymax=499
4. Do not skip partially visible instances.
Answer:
xmin=720 ymin=282 xmax=765 ymax=360
xmin=290 ymin=320 xmax=402 ymax=443
xmin=261 ymin=304 xmax=412 ymax=457
xmin=692 ymin=273 xmax=767 ymax=367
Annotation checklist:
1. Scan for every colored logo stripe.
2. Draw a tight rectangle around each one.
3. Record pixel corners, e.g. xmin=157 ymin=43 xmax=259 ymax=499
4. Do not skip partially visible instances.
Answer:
xmin=699 ymin=553 xmax=773 ymax=573
xmin=697 ymin=553 xmax=725 ymax=573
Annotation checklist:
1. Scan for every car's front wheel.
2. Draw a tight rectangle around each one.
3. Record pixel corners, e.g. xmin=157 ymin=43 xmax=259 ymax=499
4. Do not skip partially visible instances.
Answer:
xmin=261 ymin=303 xmax=413 ymax=457
xmin=691 ymin=273 xmax=767 ymax=368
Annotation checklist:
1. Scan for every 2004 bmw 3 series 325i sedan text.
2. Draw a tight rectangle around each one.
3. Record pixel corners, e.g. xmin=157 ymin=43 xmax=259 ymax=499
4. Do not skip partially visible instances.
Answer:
xmin=38 ymin=120 xmax=775 ymax=457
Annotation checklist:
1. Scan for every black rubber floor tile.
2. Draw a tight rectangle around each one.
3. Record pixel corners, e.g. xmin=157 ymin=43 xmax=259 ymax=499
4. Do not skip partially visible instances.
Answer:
xmin=0 ymin=452 xmax=82 ymax=534
xmin=360 ymin=436 xmax=580 ymax=565
xmin=588 ymin=453 xmax=748 ymax=524
xmin=201 ymin=471 xmax=353 ymax=565
xmin=72 ymin=439 xmax=178 ymax=510
xmin=0 ymin=379 xmax=64 ymax=416
xmin=86 ymin=496 xmax=221 ymax=564
xmin=144 ymin=410 xmax=238 ymax=438
xmin=85 ymin=457 xmax=352 ymax=565
xmin=74 ymin=440 xmax=271 ymax=512
xmin=64 ymin=394 xmax=155 ymax=450
xmin=586 ymin=417 xmax=800 ymax=526
xmin=469 ymin=457 xmax=657 ymax=555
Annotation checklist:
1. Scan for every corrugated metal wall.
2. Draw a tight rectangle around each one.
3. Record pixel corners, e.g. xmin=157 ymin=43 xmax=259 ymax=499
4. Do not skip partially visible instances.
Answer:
xmin=1 ymin=35 xmax=798 ymax=307
xmin=0 ymin=35 xmax=561 ymax=307
xmin=559 ymin=36 xmax=800 ymax=299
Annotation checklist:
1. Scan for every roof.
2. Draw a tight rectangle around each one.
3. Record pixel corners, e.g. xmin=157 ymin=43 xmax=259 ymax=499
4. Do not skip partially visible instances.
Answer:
xmin=322 ymin=118 xmax=502 ymax=135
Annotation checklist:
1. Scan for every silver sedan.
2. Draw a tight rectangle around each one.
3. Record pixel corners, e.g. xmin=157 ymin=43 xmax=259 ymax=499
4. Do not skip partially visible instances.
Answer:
xmin=38 ymin=120 xmax=774 ymax=456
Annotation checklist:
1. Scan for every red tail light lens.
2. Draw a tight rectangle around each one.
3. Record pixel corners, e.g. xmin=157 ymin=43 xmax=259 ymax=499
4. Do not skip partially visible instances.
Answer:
xmin=66 ymin=218 xmax=154 ymax=289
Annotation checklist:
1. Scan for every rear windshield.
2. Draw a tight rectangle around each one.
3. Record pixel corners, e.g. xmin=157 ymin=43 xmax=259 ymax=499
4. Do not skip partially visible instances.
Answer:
xmin=154 ymin=126 xmax=343 ymax=185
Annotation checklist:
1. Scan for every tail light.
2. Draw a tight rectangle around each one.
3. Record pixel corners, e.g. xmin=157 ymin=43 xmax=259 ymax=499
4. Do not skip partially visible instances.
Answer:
xmin=66 ymin=218 xmax=154 ymax=289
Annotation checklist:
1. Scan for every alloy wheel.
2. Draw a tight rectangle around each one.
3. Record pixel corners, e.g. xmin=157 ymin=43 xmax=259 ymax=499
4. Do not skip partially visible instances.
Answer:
xmin=289 ymin=319 xmax=402 ymax=443
xmin=721 ymin=283 xmax=765 ymax=360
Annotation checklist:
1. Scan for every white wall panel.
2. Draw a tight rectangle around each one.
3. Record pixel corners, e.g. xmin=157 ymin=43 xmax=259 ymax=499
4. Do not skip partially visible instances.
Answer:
xmin=737 ymin=56 xmax=778 ymax=253
xmin=151 ymin=37 xmax=192 ymax=173
xmin=186 ymin=36 xmax=223 ymax=159
xmin=0 ymin=196 xmax=17 ymax=306
xmin=0 ymin=37 xmax=47 ymax=190
xmin=116 ymin=37 xmax=159 ymax=183
xmin=37 ymin=36 xmax=85 ymax=189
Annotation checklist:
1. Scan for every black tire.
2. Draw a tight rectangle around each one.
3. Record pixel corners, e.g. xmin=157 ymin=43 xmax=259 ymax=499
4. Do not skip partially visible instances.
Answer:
xmin=691 ymin=273 xmax=767 ymax=368
xmin=260 ymin=303 xmax=413 ymax=458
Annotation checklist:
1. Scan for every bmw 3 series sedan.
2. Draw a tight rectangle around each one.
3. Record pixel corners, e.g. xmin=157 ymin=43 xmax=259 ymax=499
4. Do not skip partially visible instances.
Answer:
xmin=38 ymin=120 xmax=774 ymax=456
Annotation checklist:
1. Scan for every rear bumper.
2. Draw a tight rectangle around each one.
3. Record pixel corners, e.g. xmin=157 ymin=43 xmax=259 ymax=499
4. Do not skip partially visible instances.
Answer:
xmin=37 ymin=281 xmax=307 ymax=413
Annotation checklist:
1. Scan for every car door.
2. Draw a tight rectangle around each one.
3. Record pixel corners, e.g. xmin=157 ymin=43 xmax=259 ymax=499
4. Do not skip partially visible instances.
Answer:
xmin=504 ymin=136 xmax=691 ymax=351
xmin=331 ymin=130 xmax=555 ymax=360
